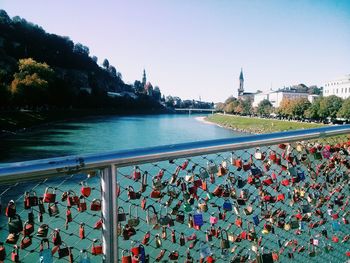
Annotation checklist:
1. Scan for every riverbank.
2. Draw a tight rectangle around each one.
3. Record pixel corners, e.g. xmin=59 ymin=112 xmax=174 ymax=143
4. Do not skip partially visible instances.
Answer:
xmin=205 ymin=114 xmax=324 ymax=134
xmin=0 ymin=108 xmax=169 ymax=137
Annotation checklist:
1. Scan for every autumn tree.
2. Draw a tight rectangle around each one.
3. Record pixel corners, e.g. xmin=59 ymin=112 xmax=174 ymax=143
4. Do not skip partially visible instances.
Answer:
xmin=290 ymin=98 xmax=311 ymax=119
xmin=277 ymin=98 xmax=293 ymax=118
xmin=11 ymin=58 xmax=54 ymax=107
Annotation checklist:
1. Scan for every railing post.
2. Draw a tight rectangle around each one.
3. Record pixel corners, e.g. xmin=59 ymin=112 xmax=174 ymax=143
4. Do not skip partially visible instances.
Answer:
xmin=101 ymin=165 xmax=118 ymax=262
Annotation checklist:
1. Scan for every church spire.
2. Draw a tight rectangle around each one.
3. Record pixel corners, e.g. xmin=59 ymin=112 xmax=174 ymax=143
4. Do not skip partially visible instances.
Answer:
xmin=142 ymin=69 xmax=147 ymax=86
xmin=238 ymin=68 xmax=244 ymax=97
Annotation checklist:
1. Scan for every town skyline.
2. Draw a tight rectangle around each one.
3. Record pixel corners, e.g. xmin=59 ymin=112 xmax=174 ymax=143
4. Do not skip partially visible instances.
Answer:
xmin=2 ymin=0 xmax=350 ymax=102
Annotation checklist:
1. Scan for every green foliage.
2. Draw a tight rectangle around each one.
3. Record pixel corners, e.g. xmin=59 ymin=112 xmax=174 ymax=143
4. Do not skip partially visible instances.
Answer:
xmin=224 ymin=101 xmax=239 ymax=113
xmin=319 ymin=95 xmax=343 ymax=120
xmin=290 ymin=98 xmax=311 ymax=118
xmin=305 ymin=97 xmax=321 ymax=119
xmin=257 ymin=99 xmax=273 ymax=116
xmin=337 ymin=98 xmax=350 ymax=119
xmin=103 ymin=59 xmax=109 ymax=69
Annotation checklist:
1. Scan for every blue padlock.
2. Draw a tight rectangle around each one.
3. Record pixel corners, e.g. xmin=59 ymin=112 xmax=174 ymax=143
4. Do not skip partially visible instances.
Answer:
xmin=193 ymin=212 xmax=203 ymax=226
xmin=223 ymin=199 xmax=232 ymax=211
xmin=297 ymin=171 xmax=305 ymax=181
xmin=253 ymin=215 xmax=260 ymax=226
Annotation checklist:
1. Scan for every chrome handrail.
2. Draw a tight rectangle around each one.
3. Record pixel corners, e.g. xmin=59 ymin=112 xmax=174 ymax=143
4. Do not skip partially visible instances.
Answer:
xmin=0 ymin=125 xmax=349 ymax=184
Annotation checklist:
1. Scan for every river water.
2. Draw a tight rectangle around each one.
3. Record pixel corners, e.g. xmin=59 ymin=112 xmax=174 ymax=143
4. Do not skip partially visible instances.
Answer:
xmin=0 ymin=114 xmax=242 ymax=163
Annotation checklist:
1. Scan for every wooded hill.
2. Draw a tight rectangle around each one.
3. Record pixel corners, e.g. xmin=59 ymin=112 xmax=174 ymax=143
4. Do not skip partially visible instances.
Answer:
xmin=0 ymin=9 xmax=164 ymax=111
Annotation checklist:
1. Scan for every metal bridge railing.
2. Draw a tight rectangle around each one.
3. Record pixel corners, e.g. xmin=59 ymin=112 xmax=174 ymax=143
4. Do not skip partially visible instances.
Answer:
xmin=0 ymin=125 xmax=349 ymax=262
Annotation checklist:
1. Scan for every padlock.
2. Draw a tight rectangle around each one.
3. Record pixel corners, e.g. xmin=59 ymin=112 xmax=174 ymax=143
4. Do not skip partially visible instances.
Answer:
xmin=67 ymin=190 xmax=80 ymax=207
xmin=193 ymin=212 xmax=204 ymax=227
xmin=206 ymin=230 xmax=212 ymax=242
xmin=24 ymin=190 xmax=38 ymax=209
xmin=179 ymin=233 xmax=185 ymax=246
xmin=210 ymin=213 xmax=218 ymax=224
xmin=78 ymin=196 xmax=87 ymax=212
xmin=0 ymin=242 xmax=6 ymax=261
xmin=198 ymin=198 xmax=208 ymax=212
xmin=118 ymin=207 xmax=126 ymax=222
xmin=146 ymin=205 xmax=158 ymax=225
xmin=6 ymin=200 xmax=16 ymax=218
xmin=181 ymin=159 xmax=189 ymax=170
xmin=11 ymin=245 xmax=19 ymax=262
xmin=132 ymin=166 xmax=141 ymax=181
xmin=37 ymin=224 xmax=49 ymax=237
xmin=80 ymin=181 xmax=91 ymax=198
xmin=223 ymin=199 xmax=232 ymax=211
xmin=90 ymin=199 xmax=102 ymax=211
xmin=128 ymin=204 xmax=140 ymax=227
xmin=155 ymin=234 xmax=162 ymax=248
xmin=171 ymin=230 xmax=176 ymax=243
xmin=8 ymin=214 xmax=23 ymax=234
xmin=43 ymin=187 xmax=56 ymax=203
xmin=188 ymin=214 xmax=194 ymax=228
xmin=140 ymin=197 xmax=147 ymax=210
xmin=212 ymin=185 xmax=223 ymax=197
xmin=20 ymin=235 xmax=32 ymax=249
xmin=48 ymin=202 xmax=59 ymax=217
xmin=140 ymin=171 xmax=148 ymax=193
xmin=23 ymin=220 xmax=34 ymax=236
xmin=176 ymin=211 xmax=185 ymax=223
xmin=94 ymin=218 xmax=103 ymax=229
xmin=52 ymin=229 xmax=62 ymax=246
xmin=207 ymin=160 xmax=218 ymax=174
xmin=91 ymin=239 xmax=103 ymax=255
xmin=79 ymin=223 xmax=85 ymax=239
xmin=199 ymin=167 xmax=209 ymax=179
xmin=128 ymin=186 xmax=141 ymax=200
xmin=122 ymin=249 xmax=132 ymax=263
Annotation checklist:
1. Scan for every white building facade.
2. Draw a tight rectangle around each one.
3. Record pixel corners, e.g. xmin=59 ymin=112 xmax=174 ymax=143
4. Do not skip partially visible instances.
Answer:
xmin=253 ymin=90 xmax=316 ymax=108
xmin=323 ymin=74 xmax=350 ymax=99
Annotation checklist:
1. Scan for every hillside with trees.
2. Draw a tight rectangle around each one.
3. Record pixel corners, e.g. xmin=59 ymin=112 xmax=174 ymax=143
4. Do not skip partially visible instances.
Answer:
xmin=0 ymin=9 xmax=165 ymax=116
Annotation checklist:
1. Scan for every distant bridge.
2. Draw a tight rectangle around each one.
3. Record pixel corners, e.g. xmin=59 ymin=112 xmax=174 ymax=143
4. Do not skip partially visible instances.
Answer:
xmin=174 ymin=108 xmax=217 ymax=114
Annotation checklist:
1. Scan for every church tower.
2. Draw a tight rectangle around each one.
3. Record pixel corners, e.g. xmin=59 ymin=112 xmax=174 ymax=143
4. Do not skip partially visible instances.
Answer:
xmin=142 ymin=69 xmax=147 ymax=86
xmin=238 ymin=68 xmax=244 ymax=97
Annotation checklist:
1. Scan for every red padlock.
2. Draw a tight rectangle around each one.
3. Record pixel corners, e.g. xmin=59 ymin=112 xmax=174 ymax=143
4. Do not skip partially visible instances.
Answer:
xmin=5 ymin=200 xmax=16 ymax=218
xmin=78 ymin=196 xmax=87 ymax=212
xmin=43 ymin=187 xmax=56 ymax=203
xmin=79 ymin=223 xmax=85 ymax=239
xmin=130 ymin=244 xmax=140 ymax=256
xmin=0 ymin=242 xmax=6 ymax=261
xmin=132 ymin=166 xmax=141 ymax=181
xmin=91 ymin=240 xmax=103 ymax=255
xmin=80 ymin=181 xmax=91 ymax=198
xmin=11 ymin=245 xmax=19 ymax=262
xmin=122 ymin=249 xmax=132 ymax=263
xmin=90 ymin=199 xmax=102 ymax=211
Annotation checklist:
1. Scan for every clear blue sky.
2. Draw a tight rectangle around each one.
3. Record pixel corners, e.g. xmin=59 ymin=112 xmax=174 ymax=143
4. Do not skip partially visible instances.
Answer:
xmin=2 ymin=0 xmax=350 ymax=102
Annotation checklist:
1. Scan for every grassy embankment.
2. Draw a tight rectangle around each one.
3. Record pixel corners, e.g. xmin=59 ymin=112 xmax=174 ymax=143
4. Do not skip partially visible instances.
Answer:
xmin=206 ymin=114 xmax=324 ymax=134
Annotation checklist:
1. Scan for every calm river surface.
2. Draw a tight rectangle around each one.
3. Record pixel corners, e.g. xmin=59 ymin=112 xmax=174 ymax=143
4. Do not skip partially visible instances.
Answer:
xmin=0 ymin=114 xmax=242 ymax=163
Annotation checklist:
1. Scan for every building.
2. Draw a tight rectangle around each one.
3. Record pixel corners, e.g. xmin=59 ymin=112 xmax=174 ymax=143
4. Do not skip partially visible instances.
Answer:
xmin=323 ymin=74 xmax=350 ymax=99
xmin=253 ymin=87 xmax=319 ymax=108
xmin=237 ymin=68 xmax=256 ymax=101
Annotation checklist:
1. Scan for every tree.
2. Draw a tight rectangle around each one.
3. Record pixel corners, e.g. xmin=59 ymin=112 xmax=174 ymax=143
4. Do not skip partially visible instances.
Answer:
xmin=305 ymin=97 xmax=321 ymax=120
xmin=257 ymin=99 xmax=273 ymax=116
xmin=319 ymin=95 xmax=343 ymax=120
xmin=108 ymin=66 xmax=117 ymax=77
xmin=224 ymin=101 xmax=238 ymax=113
xmin=277 ymin=98 xmax=293 ymax=118
xmin=102 ymin=59 xmax=109 ymax=70
xmin=290 ymin=98 xmax=311 ymax=119
xmin=215 ymin=102 xmax=225 ymax=112
xmin=91 ymin=56 xmax=98 ymax=63
xmin=11 ymin=58 xmax=54 ymax=107
xmin=337 ymin=98 xmax=350 ymax=119
xmin=240 ymin=99 xmax=253 ymax=115
xmin=165 ymin=96 xmax=174 ymax=108
xmin=0 ymin=9 xmax=11 ymax=24
xmin=73 ymin=43 xmax=89 ymax=55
